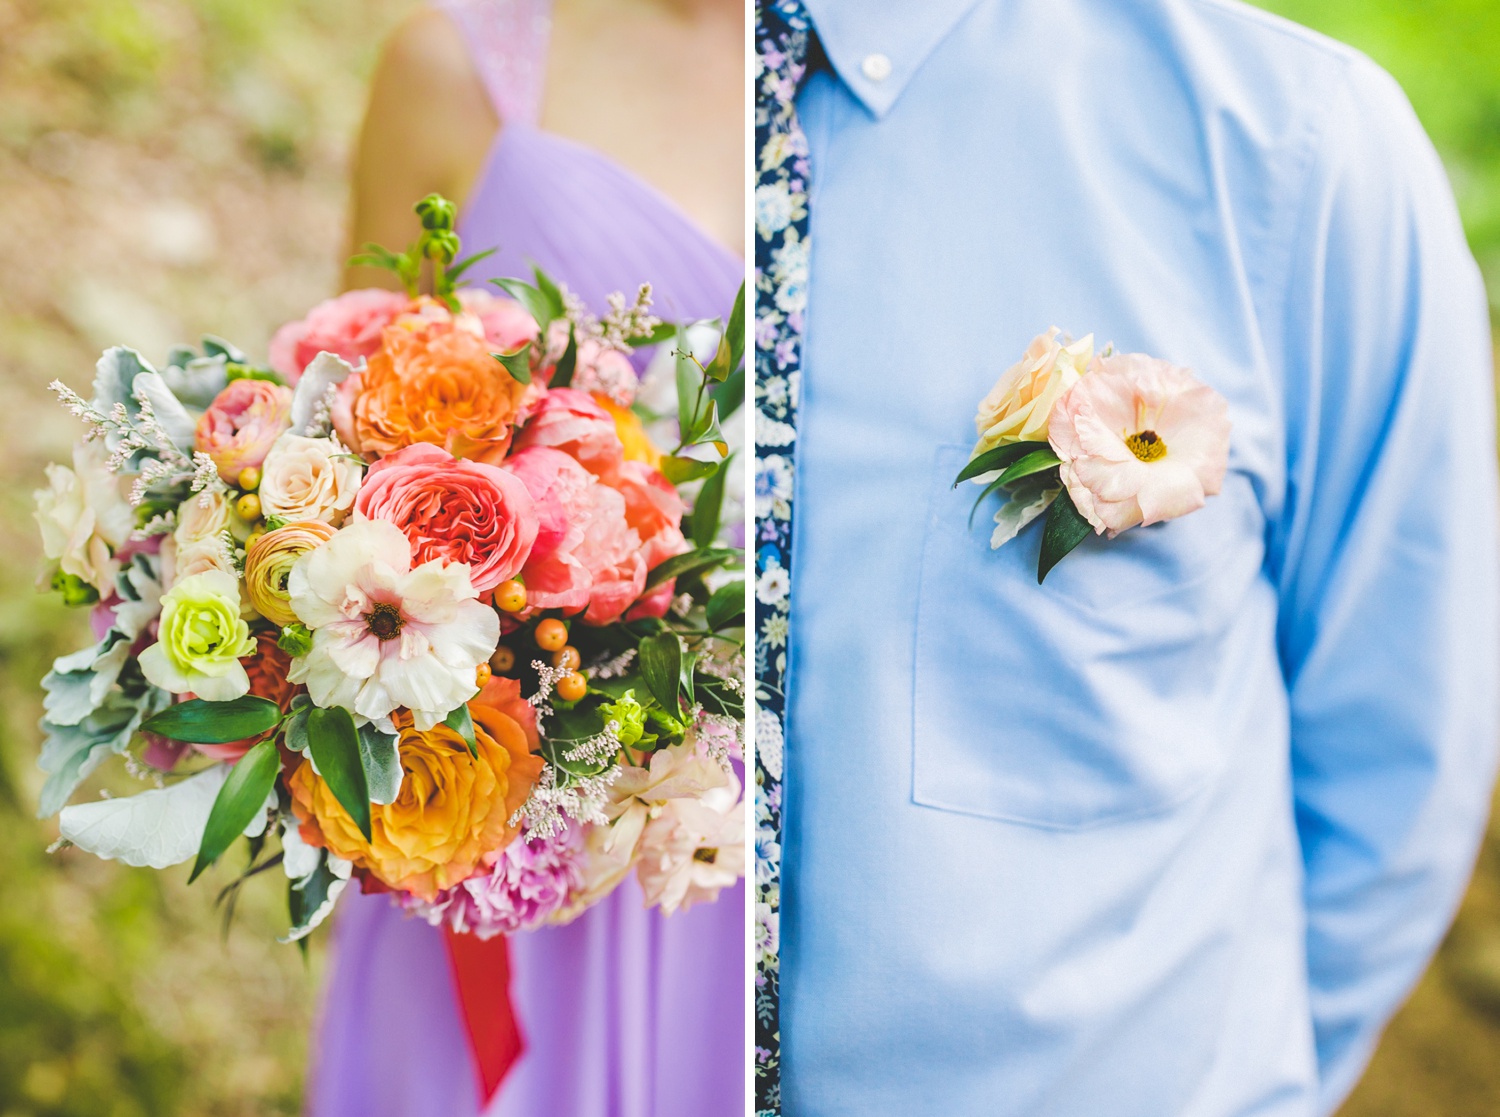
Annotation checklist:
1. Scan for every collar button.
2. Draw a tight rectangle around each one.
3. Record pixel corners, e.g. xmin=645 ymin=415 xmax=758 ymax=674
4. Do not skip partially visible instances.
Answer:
xmin=861 ymin=53 xmax=893 ymax=83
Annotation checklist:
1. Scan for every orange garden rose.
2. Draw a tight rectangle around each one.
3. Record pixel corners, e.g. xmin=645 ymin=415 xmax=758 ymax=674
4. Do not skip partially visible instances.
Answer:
xmin=334 ymin=315 xmax=529 ymax=464
xmin=289 ymin=699 xmax=543 ymax=901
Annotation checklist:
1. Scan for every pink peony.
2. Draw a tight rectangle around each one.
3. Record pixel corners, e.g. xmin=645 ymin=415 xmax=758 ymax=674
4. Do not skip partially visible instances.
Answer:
xmin=456 ymin=288 xmax=541 ymax=352
xmin=402 ymin=823 xmax=585 ymax=938
xmin=609 ymin=460 xmax=688 ymax=571
xmin=268 ymin=289 xmax=410 ymax=381
xmin=512 ymin=387 xmax=625 ymax=477
xmin=504 ymin=446 xmax=647 ymax=624
xmin=1047 ymin=352 xmax=1230 ymax=536
xmin=355 ymin=442 xmax=538 ymax=594
xmin=196 ymin=378 xmax=294 ymax=483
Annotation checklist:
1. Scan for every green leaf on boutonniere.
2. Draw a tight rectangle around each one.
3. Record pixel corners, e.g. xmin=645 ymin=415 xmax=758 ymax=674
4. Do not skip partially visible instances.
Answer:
xmin=638 ymin=633 xmax=684 ymax=714
xmin=997 ymin=447 xmax=1062 ymax=487
xmin=492 ymin=343 xmax=532 ymax=385
xmin=952 ymin=441 xmax=1048 ymax=487
xmin=1038 ymin=486 xmax=1094 ymax=583
xmin=189 ymin=739 xmax=279 ymax=883
xmin=306 ymin=706 xmax=371 ymax=841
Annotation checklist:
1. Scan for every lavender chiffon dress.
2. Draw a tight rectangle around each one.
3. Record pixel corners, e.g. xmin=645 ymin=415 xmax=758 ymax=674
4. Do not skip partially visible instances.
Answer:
xmin=305 ymin=3 xmax=745 ymax=1113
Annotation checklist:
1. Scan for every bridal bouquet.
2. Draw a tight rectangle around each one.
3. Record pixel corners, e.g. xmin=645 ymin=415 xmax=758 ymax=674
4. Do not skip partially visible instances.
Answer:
xmin=35 ymin=195 xmax=746 ymax=944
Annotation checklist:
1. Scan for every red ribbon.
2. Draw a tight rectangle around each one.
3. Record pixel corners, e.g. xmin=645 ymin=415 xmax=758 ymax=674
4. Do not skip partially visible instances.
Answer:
xmin=442 ymin=927 xmax=524 ymax=1106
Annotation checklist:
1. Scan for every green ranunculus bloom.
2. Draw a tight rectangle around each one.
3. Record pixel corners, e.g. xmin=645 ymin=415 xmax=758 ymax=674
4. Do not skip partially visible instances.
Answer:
xmin=138 ymin=570 xmax=256 ymax=701
xmin=599 ymin=690 xmax=649 ymax=749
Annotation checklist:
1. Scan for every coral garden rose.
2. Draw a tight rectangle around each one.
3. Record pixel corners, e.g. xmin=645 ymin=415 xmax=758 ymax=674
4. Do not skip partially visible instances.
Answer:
xmin=288 ymin=701 xmax=543 ymax=901
xmin=244 ymin=519 xmax=338 ymax=626
xmin=258 ymin=434 xmax=362 ymax=525
xmin=610 ymin=460 xmax=688 ymax=571
xmin=34 ymin=441 xmax=135 ymax=597
xmin=268 ymin=288 xmax=409 ymax=381
xmin=287 ymin=517 xmax=499 ymax=730
xmin=512 ymin=387 xmax=625 ymax=477
xmin=192 ymin=632 xmax=299 ymax=762
xmin=356 ymin=443 xmax=538 ymax=594
xmin=196 ymin=378 xmax=294 ymax=483
xmin=138 ymin=570 xmax=256 ymax=701
xmin=971 ymin=328 xmax=1094 ymax=456
xmin=333 ymin=316 xmax=529 ymax=464
xmin=1048 ymin=352 xmax=1231 ymax=536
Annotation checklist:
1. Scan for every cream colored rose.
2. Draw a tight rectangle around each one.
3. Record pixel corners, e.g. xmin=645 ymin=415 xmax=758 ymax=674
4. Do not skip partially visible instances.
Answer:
xmin=34 ymin=441 xmax=134 ymax=596
xmin=160 ymin=535 xmax=237 ymax=591
xmin=972 ymin=328 xmax=1094 ymax=454
xmin=173 ymin=489 xmax=231 ymax=547
xmin=259 ymin=434 xmax=361 ymax=524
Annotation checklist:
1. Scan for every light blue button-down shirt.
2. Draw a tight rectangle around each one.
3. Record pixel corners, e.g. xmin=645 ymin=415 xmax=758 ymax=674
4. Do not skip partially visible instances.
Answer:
xmin=776 ymin=1 xmax=1500 ymax=1114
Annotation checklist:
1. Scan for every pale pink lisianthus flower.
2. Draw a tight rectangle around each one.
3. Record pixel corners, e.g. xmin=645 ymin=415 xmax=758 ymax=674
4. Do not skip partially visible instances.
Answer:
xmin=636 ymin=777 xmax=746 ymax=916
xmin=512 ymin=387 xmax=626 ymax=477
xmin=196 ymin=378 xmax=294 ymax=483
xmin=1047 ymin=352 xmax=1230 ymax=536
xmin=286 ymin=517 xmax=499 ymax=730
xmin=268 ymin=288 xmax=410 ymax=381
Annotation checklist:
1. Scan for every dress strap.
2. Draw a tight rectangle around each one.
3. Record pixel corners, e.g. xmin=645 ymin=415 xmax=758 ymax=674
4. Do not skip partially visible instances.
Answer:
xmin=433 ymin=0 xmax=552 ymax=126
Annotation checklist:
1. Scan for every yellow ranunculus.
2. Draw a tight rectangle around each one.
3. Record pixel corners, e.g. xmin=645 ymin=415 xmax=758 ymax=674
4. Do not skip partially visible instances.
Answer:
xmin=243 ymin=520 xmax=337 ymax=626
xmin=971 ymin=328 xmax=1094 ymax=455
xmin=288 ymin=703 xmax=543 ymax=901
xmin=593 ymin=394 xmax=662 ymax=469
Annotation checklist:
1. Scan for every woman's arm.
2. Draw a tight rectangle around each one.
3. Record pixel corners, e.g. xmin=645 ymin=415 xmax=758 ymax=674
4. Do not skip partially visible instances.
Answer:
xmin=344 ymin=8 xmax=499 ymax=291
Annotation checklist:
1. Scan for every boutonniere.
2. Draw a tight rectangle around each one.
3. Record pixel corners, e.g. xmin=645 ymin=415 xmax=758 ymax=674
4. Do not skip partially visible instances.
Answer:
xmin=954 ymin=328 xmax=1231 ymax=581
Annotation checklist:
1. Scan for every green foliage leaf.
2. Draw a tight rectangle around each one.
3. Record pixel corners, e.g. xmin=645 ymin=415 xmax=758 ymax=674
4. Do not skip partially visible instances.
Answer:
xmin=492 ymin=343 xmax=532 ymax=385
xmin=644 ymin=546 xmax=740 ymax=589
xmin=724 ymin=282 xmax=746 ymax=376
xmin=952 ymin=441 xmax=1048 ymax=487
xmin=688 ymin=454 xmax=732 ymax=549
xmin=306 ymin=706 xmax=371 ymax=841
xmin=491 ymin=277 xmax=559 ymax=333
xmin=443 ymin=704 xmax=478 ymax=758
xmin=284 ymin=852 xmax=349 ymax=944
xmin=357 ymin=724 xmax=404 ymax=804
xmin=553 ymin=327 xmax=578 ymax=388
xmin=141 ymin=696 xmax=281 ymax=744
xmin=638 ymin=633 xmax=683 ymax=714
xmin=446 ymin=246 xmax=498 ymax=283
xmin=189 ymin=739 xmax=279 ymax=883
xmin=660 ymin=455 xmax=719 ymax=484
xmin=1038 ymin=486 xmax=1094 ymax=584
xmin=711 ymin=363 xmax=745 ymax=422
xmin=675 ymin=325 xmax=699 ymax=435
xmin=705 ymin=580 xmax=746 ymax=631
xmin=997 ymin=447 xmax=1063 ymax=487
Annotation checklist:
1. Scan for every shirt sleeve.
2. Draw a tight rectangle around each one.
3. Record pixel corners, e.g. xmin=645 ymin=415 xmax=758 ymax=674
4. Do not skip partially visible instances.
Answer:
xmin=1269 ymin=53 xmax=1500 ymax=1112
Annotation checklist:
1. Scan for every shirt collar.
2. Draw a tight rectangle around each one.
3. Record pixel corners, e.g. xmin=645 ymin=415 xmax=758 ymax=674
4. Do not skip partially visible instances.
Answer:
xmin=800 ymin=0 xmax=987 ymax=119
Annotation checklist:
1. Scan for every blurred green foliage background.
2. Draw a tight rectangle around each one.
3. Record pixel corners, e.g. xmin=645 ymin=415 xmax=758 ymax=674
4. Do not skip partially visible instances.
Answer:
xmin=0 ymin=0 xmax=1496 ymax=1115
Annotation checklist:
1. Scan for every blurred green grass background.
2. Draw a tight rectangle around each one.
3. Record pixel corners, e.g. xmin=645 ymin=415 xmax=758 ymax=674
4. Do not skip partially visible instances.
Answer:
xmin=0 ymin=1 xmax=1496 ymax=1114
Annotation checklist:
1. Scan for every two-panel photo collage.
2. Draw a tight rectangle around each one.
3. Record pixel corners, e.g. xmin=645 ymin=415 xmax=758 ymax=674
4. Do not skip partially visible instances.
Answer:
xmin=6 ymin=1 xmax=1500 ymax=1114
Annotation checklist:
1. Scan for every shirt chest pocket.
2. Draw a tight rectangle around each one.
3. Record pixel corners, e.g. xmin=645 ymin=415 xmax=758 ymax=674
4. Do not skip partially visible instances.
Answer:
xmin=911 ymin=444 xmax=1266 ymax=829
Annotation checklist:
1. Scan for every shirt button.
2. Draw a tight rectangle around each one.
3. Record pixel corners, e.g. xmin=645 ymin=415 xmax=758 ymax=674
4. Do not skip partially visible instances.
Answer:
xmin=861 ymin=53 xmax=893 ymax=82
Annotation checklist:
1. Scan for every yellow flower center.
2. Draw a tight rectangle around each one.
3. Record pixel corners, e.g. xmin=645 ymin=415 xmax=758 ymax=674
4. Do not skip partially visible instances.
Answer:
xmin=693 ymin=847 xmax=719 ymax=864
xmin=1126 ymin=430 xmax=1167 ymax=462
xmin=364 ymin=602 xmax=405 ymax=641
